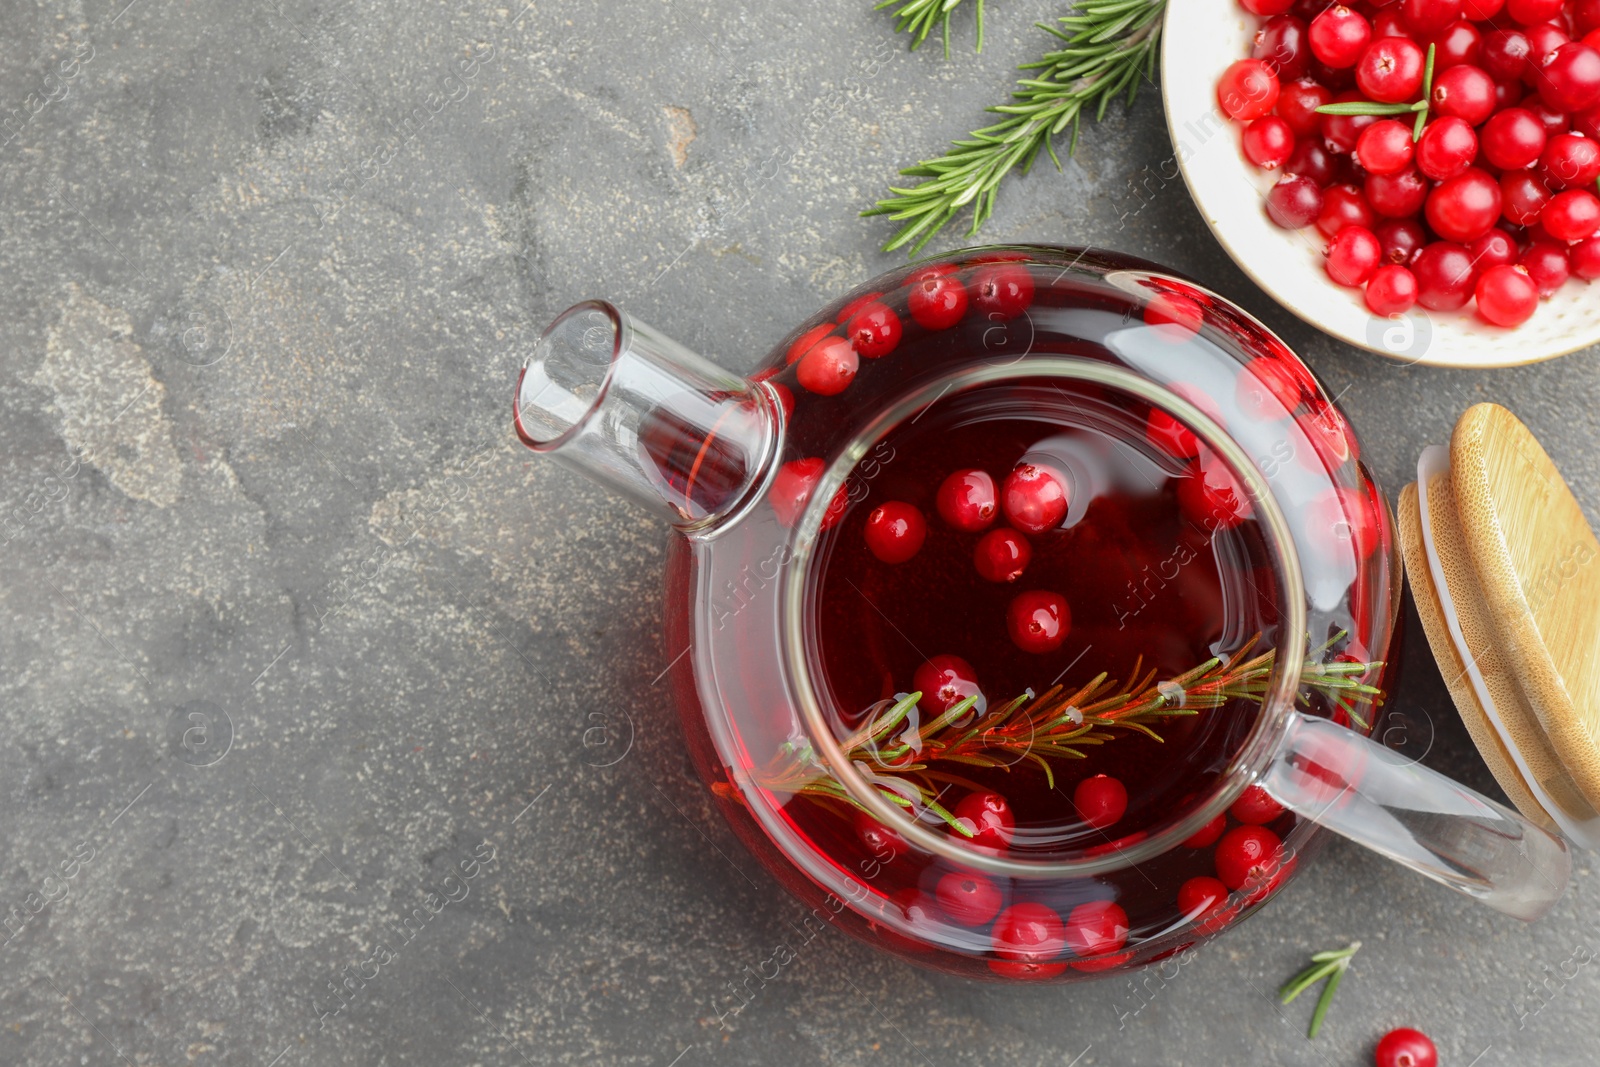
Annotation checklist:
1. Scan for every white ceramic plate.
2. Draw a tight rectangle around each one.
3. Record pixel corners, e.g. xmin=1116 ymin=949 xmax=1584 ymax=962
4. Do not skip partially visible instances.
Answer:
xmin=1160 ymin=0 xmax=1600 ymax=368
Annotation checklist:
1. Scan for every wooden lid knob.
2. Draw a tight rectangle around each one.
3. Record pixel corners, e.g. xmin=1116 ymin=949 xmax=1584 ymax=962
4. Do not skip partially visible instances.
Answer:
xmin=1399 ymin=403 xmax=1600 ymax=846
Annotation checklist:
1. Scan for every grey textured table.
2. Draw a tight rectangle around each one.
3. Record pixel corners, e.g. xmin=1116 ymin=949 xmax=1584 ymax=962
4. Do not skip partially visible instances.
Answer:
xmin=2 ymin=1 xmax=1599 ymax=1064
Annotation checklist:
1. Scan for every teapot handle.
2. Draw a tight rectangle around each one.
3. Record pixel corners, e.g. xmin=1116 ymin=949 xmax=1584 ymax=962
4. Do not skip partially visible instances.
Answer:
xmin=1261 ymin=709 xmax=1570 ymax=921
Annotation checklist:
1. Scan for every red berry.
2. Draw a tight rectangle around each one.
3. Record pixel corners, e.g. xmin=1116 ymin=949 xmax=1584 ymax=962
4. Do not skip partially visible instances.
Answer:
xmin=1218 ymin=58 xmax=1282 ymax=119
xmin=1501 ymin=167 xmax=1555 ymax=225
xmin=1572 ymin=236 xmax=1600 ymax=279
xmin=1287 ymin=137 xmax=1339 ymax=183
xmin=952 ymin=791 xmax=1014 ymax=849
xmin=1544 ymin=188 xmax=1600 ymax=241
xmin=1255 ymin=15 xmax=1312 ymax=80
xmin=845 ymin=302 xmax=902 ymax=358
xmin=1229 ymin=784 xmax=1287 ymax=825
xmin=1308 ymin=485 xmax=1383 ymax=560
xmin=1540 ymin=132 xmax=1600 ymax=189
xmin=1430 ymin=63 xmax=1497 ymax=124
xmin=1278 ymin=79 xmax=1335 ymax=135
xmin=1482 ymin=29 xmax=1533 ymax=81
xmin=1007 ymin=590 xmax=1071 ymax=654
xmin=1413 ymin=241 xmax=1478 ymax=309
xmin=863 ymin=501 xmax=927 ymax=563
xmin=1146 ymin=407 xmax=1201 ymax=459
xmin=796 ymin=336 xmax=858 ymax=396
xmin=914 ymin=655 xmax=981 ymax=717
xmin=1318 ymin=184 xmax=1379 ymax=238
xmin=769 ymin=458 xmax=848 ymax=529
xmin=1237 ymin=356 xmax=1308 ymax=420
xmin=1001 ymin=464 xmax=1069 ymax=534
xmin=1376 ymin=217 xmax=1427 ymax=264
xmin=1578 ymin=105 xmax=1600 ymax=139
xmin=835 ymin=290 xmax=884 ymax=324
xmin=1243 ymin=116 xmax=1297 ymax=169
xmin=1415 ymin=116 xmax=1478 ymax=180
xmin=1372 ymin=8 xmax=1412 ymax=41
xmin=989 ymin=903 xmax=1067 ymax=978
xmin=1073 ymin=775 xmax=1128 ymax=829
xmin=935 ymin=870 xmax=1002 ymax=926
xmin=1424 ymin=167 xmax=1502 ymax=243
xmin=1177 ymin=876 xmax=1230 ymax=921
xmin=1430 ymin=20 xmax=1482 ymax=69
xmin=853 ymin=810 xmax=906 ymax=857
xmin=1401 ymin=0 xmax=1462 ymax=36
xmin=1214 ymin=825 xmax=1285 ymax=890
xmin=785 ymin=323 xmax=833 ymax=365
xmin=1520 ymin=239 xmax=1573 ymax=294
xmin=1463 ymin=0 xmax=1507 ymax=21
xmin=1506 ymin=0 xmax=1563 ymax=23
xmin=1327 ymin=225 xmax=1384 ymax=286
xmin=973 ymin=528 xmax=1032 ymax=583
xmin=1323 ymin=90 xmax=1381 ymax=152
xmin=1242 ymin=0 xmax=1296 ymax=15
xmin=1365 ymin=166 xmax=1429 ymax=217
xmin=1476 ymin=264 xmax=1540 ymax=326
xmin=1493 ymin=77 xmax=1526 ymax=110
xmin=1357 ymin=37 xmax=1428 ymax=102
xmin=907 ymin=273 xmax=968 ymax=330
xmin=1355 ymin=120 xmax=1416 ymax=175
xmin=1182 ymin=812 xmax=1228 ymax=849
xmin=1143 ymin=292 xmax=1206 ymax=336
xmin=1524 ymin=24 xmax=1573 ymax=76
xmin=1267 ymin=174 xmax=1325 ymax=228
xmin=1298 ymin=397 xmax=1361 ymax=470
xmin=1374 ymin=1027 xmax=1439 ymax=1067
xmin=1366 ymin=263 xmax=1420 ymax=314
xmin=1537 ymin=43 xmax=1600 ymax=113
xmin=1178 ymin=449 xmax=1254 ymax=529
xmin=1482 ymin=107 xmax=1549 ymax=170
xmin=1470 ymin=228 xmax=1518 ymax=270
xmin=936 ymin=468 xmax=998 ymax=531
xmin=1063 ymin=900 xmax=1129 ymax=958
xmin=971 ymin=264 xmax=1035 ymax=320
xmin=1310 ymin=7 xmax=1374 ymax=68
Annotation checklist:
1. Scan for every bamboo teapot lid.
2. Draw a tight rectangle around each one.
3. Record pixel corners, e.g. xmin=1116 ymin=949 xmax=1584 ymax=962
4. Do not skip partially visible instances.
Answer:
xmin=1398 ymin=403 xmax=1600 ymax=847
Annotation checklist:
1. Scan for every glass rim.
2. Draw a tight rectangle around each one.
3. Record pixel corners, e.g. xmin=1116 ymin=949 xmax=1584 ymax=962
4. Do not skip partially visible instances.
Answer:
xmin=514 ymin=299 xmax=626 ymax=454
xmin=777 ymin=356 xmax=1310 ymax=879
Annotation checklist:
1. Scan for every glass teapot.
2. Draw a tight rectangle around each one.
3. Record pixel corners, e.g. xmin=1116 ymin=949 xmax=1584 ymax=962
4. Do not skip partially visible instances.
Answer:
xmin=513 ymin=246 xmax=1568 ymax=981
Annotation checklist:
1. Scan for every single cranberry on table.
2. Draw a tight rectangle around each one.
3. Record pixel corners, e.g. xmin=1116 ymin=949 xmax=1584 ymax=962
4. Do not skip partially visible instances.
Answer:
xmin=936 ymin=468 xmax=998 ymax=531
xmin=796 ymin=335 xmax=859 ymax=396
xmin=1357 ymin=37 xmax=1428 ymax=102
xmin=1007 ymin=590 xmax=1071 ymax=654
xmin=1475 ymin=264 xmax=1540 ymax=326
xmin=971 ymin=264 xmax=1036 ymax=320
xmin=844 ymin=302 xmax=902 ymax=358
xmin=989 ymin=903 xmax=1068 ymax=979
xmin=973 ymin=527 xmax=1032 ymax=583
xmin=1230 ymin=784 xmax=1287 ymax=825
xmin=952 ymin=791 xmax=1015 ymax=849
xmin=914 ymin=654 xmax=982 ymax=717
xmin=906 ymin=273 xmax=968 ymax=330
xmin=1218 ymin=58 xmax=1283 ymax=119
xmin=1267 ymin=175 xmax=1326 ymax=228
xmin=1214 ymin=824 xmax=1286 ymax=891
xmin=1520 ymin=239 xmax=1573 ymax=294
xmin=1412 ymin=241 xmax=1478 ymax=310
xmin=934 ymin=870 xmax=1003 ymax=926
xmin=1309 ymin=6 xmax=1374 ymax=68
xmin=1374 ymin=1027 xmax=1439 ymax=1067
xmin=1001 ymin=463 xmax=1069 ymax=534
xmin=1326 ymin=225 xmax=1384 ymax=286
xmin=1074 ymin=775 xmax=1129 ymax=829
xmin=1365 ymin=263 xmax=1420 ymax=314
xmin=1543 ymin=188 xmax=1600 ymax=240
xmin=1424 ymin=167 xmax=1503 ymax=243
xmin=863 ymin=501 xmax=927 ymax=564
xmin=1243 ymin=116 xmax=1297 ymax=169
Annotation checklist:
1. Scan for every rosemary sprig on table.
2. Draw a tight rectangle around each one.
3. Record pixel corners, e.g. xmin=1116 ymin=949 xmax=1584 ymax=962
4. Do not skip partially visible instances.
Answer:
xmin=1280 ymin=941 xmax=1362 ymax=1039
xmin=864 ymin=0 xmax=1168 ymax=254
xmin=729 ymin=634 xmax=1382 ymax=833
xmin=877 ymin=0 xmax=988 ymax=57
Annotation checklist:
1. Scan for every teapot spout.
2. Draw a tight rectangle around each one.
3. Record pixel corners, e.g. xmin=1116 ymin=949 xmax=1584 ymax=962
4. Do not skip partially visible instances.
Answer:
xmin=514 ymin=301 xmax=778 ymax=533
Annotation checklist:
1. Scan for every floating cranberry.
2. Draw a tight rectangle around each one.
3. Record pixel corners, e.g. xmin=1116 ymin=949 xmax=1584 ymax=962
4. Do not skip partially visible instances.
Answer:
xmin=1412 ymin=241 xmax=1478 ymax=309
xmin=1354 ymin=120 xmax=1416 ymax=175
xmin=1310 ymin=6 xmax=1374 ymax=68
xmin=1001 ymin=464 xmax=1069 ymax=534
xmin=1229 ymin=784 xmax=1287 ymax=825
xmin=1537 ymin=43 xmax=1600 ymax=112
xmin=835 ymin=290 xmax=884 ymax=324
xmin=1309 ymin=484 xmax=1383 ymax=560
xmin=1073 ymin=775 xmax=1129 ymax=829
xmin=1238 ymin=356 xmax=1309 ymax=420
xmin=1063 ymin=900 xmax=1129 ymax=959
xmin=1544 ymin=188 xmax=1600 ymax=241
xmin=973 ymin=528 xmax=1032 ymax=583
xmin=989 ymin=903 xmax=1067 ymax=979
xmin=907 ymin=273 xmax=968 ymax=330
xmin=845 ymin=302 xmax=902 ymax=358
xmin=1178 ymin=449 xmax=1254 ymax=529
xmin=1374 ymin=1028 xmax=1439 ymax=1067
xmin=769 ymin=458 xmax=849 ymax=530
xmin=1424 ymin=167 xmax=1502 ymax=243
xmin=1365 ymin=264 xmax=1420 ymax=314
xmin=936 ymin=468 xmax=998 ymax=531
xmin=1298 ymin=397 xmax=1361 ymax=470
xmin=1214 ymin=824 xmax=1285 ymax=890
xmin=953 ymin=791 xmax=1015 ymax=850
xmin=935 ymin=870 xmax=1003 ymax=926
xmin=1143 ymin=292 xmax=1206 ymax=337
xmin=1278 ymin=79 xmax=1335 ymax=134
xmin=1520 ymin=239 xmax=1573 ymax=294
xmin=972 ymin=264 xmax=1036 ymax=320
xmin=1267 ymin=174 xmax=1325 ymax=228
xmin=1501 ymin=167 xmax=1555 ymax=224
xmin=1243 ymin=115 xmax=1297 ymax=168
xmin=785 ymin=323 xmax=833 ymax=365
xmin=1182 ymin=812 xmax=1227 ymax=850
xmin=796 ymin=336 xmax=858 ymax=396
xmin=1476 ymin=264 xmax=1540 ymax=326
xmin=914 ymin=654 xmax=981 ymax=717
xmin=1218 ymin=58 xmax=1283 ymax=118
xmin=1146 ymin=407 xmax=1201 ymax=459
xmin=1524 ymin=23 xmax=1573 ymax=77
xmin=1326 ymin=225 xmax=1384 ymax=286
xmin=1541 ymin=132 xmax=1600 ymax=188
xmin=1007 ymin=590 xmax=1071 ymax=654
xmin=1177 ymin=875 xmax=1230 ymax=921
xmin=1357 ymin=37 xmax=1428 ymax=102
xmin=863 ymin=501 xmax=927 ymax=563
xmin=853 ymin=810 xmax=907 ymax=862
xmin=1482 ymin=107 xmax=1549 ymax=170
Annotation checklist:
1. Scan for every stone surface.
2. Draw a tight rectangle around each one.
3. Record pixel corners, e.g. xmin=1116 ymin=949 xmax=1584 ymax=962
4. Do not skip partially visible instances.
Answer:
xmin=1 ymin=1 xmax=1598 ymax=1065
